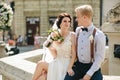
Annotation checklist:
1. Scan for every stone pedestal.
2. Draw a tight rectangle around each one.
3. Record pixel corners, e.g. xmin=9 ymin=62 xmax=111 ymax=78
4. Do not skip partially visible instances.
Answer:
xmin=102 ymin=22 xmax=120 ymax=75
xmin=0 ymin=45 xmax=6 ymax=58
xmin=102 ymin=2 xmax=120 ymax=75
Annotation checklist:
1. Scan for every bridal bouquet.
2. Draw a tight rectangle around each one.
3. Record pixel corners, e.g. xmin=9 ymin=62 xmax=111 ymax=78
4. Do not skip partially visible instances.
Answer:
xmin=0 ymin=2 xmax=13 ymax=29
xmin=48 ymin=28 xmax=64 ymax=42
xmin=44 ymin=28 xmax=64 ymax=47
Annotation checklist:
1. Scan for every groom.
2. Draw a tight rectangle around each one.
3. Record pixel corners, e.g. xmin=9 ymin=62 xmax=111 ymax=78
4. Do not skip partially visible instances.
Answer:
xmin=64 ymin=5 xmax=106 ymax=80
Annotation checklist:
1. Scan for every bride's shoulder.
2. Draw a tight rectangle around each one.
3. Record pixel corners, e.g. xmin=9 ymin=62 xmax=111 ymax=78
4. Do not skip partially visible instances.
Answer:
xmin=70 ymin=31 xmax=76 ymax=38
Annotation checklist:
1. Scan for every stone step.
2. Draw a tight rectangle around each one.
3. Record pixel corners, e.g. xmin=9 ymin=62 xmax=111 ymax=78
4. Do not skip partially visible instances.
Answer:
xmin=79 ymin=75 xmax=120 ymax=80
xmin=103 ymin=75 xmax=120 ymax=80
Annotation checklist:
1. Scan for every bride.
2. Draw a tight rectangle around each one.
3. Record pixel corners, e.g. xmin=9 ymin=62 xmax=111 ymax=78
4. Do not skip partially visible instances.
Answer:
xmin=32 ymin=13 xmax=76 ymax=80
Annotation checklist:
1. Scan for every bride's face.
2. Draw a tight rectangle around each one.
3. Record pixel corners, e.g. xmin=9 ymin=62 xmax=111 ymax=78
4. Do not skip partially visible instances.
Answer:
xmin=60 ymin=17 xmax=71 ymax=30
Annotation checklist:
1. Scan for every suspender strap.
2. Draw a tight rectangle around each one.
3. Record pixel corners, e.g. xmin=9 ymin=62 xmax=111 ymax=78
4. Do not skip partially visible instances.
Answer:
xmin=76 ymin=28 xmax=96 ymax=62
xmin=90 ymin=28 xmax=96 ymax=62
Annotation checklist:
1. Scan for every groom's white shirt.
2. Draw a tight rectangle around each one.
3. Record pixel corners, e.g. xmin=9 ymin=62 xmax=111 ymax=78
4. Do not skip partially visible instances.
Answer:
xmin=75 ymin=23 xmax=106 ymax=76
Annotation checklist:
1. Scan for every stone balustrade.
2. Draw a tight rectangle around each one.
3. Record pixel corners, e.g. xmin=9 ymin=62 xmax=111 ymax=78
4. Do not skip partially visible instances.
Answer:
xmin=0 ymin=47 xmax=120 ymax=80
xmin=0 ymin=49 xmax=44 ymax=80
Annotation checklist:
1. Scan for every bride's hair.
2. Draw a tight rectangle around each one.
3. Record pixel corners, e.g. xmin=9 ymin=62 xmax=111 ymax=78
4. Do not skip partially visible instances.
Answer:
xmin=56 ymin=13 xmax=72 ymax=29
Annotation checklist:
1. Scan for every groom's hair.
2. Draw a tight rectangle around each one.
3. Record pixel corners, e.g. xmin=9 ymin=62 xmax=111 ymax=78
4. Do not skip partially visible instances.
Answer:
xmin=75 ymin=5 xmax=93 ymax=19
xmin=57 ymin=13 xmax=71 ymax=28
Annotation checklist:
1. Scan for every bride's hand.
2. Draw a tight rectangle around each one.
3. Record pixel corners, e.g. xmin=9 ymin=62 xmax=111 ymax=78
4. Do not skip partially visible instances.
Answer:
xmin=67 ymin=68 xmax=75 ymax=76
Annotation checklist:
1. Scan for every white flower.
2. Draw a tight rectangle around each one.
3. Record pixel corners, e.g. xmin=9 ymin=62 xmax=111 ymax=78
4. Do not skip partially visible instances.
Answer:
xmin=89 ymin=34 xmax=93 ymax=41
xmin=0 ymin=2 xmax=13 ymax=28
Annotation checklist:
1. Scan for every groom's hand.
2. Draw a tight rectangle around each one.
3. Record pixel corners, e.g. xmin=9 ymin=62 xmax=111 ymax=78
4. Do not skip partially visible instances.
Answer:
xmin=82 ymin=74 xmax=91 ymax=80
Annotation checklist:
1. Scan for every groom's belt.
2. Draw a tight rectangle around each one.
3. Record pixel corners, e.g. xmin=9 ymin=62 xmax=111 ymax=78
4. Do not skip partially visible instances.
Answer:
xmin=77 ymin=60 xmax=93 ymax=65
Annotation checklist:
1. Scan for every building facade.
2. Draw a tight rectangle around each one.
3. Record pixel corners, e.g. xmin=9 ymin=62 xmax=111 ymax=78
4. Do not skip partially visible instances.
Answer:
xmin=1 ymin=0 xmax=120 ymax=76
xmin=13 ymin=0 xmax=100 ymax=45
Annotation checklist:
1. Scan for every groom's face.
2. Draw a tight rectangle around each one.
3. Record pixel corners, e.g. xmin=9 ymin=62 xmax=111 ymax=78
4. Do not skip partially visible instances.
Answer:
xmin=76 ymin=12 xmax=85 ymax=27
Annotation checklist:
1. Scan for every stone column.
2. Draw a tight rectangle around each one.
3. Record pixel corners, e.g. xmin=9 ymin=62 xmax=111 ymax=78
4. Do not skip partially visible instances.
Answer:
xmin=91 ymin=0 xmax=100 ymax=27
xmin=14 ymin=0 xmax=25 ymax=36
xmin=40 ymin=0 xmax=48 ymax=36
xmin=64 ymin=0 xmax=73 ymax=30
xmin=65 ymin=0 xmax=73 ymax=15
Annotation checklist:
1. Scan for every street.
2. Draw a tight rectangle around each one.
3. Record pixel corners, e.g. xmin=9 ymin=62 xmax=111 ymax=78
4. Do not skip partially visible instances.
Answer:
xmin=18 ymin=45 xmax=35 ymax=53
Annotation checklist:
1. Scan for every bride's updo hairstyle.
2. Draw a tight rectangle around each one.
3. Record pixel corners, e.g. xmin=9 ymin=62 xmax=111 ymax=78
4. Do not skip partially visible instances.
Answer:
xmin=56 ymin=13 xmax=72 ymax=29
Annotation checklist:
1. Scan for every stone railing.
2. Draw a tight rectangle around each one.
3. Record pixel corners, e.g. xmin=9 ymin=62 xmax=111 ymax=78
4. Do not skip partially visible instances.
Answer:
xmin=0 ymin=46 xmax=120 ymax=80
xmin=0 ymin=49 xmax=44 ymax=80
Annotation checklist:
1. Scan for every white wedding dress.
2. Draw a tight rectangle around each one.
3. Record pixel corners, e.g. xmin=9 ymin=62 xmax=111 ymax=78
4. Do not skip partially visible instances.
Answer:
xmin=47 ymin=32 xmax=72 ymax=80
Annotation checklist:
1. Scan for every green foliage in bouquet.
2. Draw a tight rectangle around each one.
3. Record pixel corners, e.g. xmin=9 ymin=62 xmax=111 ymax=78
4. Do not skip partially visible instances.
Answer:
xmin=48 ymin=28 xmax=64 ymax=42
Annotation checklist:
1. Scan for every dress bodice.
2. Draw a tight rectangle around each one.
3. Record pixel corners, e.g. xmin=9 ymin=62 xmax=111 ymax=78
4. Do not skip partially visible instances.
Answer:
xmin=53 ymin=32 xmax=72 ymax=58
